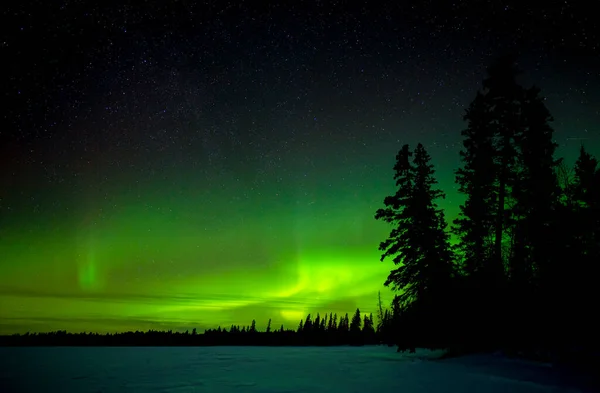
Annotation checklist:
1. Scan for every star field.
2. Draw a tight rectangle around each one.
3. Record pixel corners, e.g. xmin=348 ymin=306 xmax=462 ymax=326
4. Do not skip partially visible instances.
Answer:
xmin=1 ymin=1 xmax=599 ymax=334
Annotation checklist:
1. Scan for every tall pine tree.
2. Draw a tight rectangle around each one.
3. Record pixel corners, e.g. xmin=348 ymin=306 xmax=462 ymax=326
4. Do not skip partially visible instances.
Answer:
xmin=484 ymin=56 xmax=522 ymax=274
xmin=453 ymin=56 xmax=524 ymax=351
xmin=511 ymin=85 xmax=561 ymax=348
xmin=455 ymin=56 xmax=523 ymax=284
xmin=454 ymin=91 xmax=498 ymax=278
xmin=375 ymin=143 xmax=454 ymax=349
xmin=350 ymin=308 xmax=362 ymax=333
xmin=454 ymin=55 xmax=569 ymax=352
xmin=512 ymin=86 xmax=560 ymax=276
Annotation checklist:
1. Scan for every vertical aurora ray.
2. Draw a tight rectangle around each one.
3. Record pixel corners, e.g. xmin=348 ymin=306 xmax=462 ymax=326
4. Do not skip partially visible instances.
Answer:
xmin=75 ymin=185 xmax=106 ymax=293
xmin=78 ymin=243 xmax=99 ymax=292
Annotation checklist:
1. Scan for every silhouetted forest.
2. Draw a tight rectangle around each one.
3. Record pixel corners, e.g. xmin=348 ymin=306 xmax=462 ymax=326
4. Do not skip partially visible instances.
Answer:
xmin=0 ymin=308 xmax=387 ymax=347
xmin=374 ymin=55 xmax=600 ymax=366
xmin=2 ymin=57 xmax=599 ymax=370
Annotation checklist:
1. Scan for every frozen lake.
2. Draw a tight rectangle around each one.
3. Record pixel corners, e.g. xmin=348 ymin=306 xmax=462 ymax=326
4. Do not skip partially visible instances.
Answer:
xmin=0 ymin=346 xmax=596 ymax=392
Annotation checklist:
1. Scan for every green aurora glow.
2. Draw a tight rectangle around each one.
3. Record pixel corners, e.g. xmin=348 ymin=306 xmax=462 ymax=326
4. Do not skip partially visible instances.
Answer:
xmin=0 ymin=132 xmax=469 ymax=334
xmin=2 ymin=3 xmax=599 ymax=335
xmin=2 ymin=137 xmax=595 ymax=334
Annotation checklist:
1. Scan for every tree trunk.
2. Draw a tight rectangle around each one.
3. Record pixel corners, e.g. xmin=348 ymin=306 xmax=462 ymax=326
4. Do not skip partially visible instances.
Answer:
xmin=495 ymin=133 xmax=510 ymax=273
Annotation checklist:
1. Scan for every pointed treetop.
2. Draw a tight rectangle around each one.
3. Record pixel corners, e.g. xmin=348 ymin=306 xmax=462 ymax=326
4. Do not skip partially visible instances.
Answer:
xmin=393 ymin=144 xmax=412 ymax=181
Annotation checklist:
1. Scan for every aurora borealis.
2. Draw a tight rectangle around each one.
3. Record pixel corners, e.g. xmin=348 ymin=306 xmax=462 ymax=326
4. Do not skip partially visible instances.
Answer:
xmin=2 ymin=2 xmax=599 ymax=334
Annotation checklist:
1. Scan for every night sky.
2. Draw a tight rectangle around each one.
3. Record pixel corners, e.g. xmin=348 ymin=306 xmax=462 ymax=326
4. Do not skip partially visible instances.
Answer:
xmin=1 ymin=1 xmax=599 ymax=334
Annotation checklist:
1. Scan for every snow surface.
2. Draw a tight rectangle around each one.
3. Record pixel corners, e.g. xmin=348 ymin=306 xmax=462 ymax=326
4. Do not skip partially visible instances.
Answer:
xmin=0 ymin=346 xmax=595 ymax=392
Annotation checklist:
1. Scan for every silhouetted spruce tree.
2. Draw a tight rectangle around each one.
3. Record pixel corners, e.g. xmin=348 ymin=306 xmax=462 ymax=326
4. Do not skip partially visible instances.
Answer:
xmin=338 ymin=313 xmax=349 ymax=333
xmin=508 ymin=83 xmax=562 ymax=350
xmin=511 ymin=86 xmax=560 ymax=279
xmin=350 ymin=308 xmax=362 ymax=333
xmin=455 ymin=57 xmax=525 ymax=280
xmin=485 ymin=57 xmax=522 ymax=274
xmin=266 ymin=319 xmax=271 ymax=333
xmin=327 ymin=313 xmax=334 ymax=331
xmin=303 ymin=314 xmax=313 ymax=333
xmin=362 ymin=313 xmax=375 ymax=344
xmin=362 ymin=314 xmax=369 ymax=330
xmin=347 ymin=309 xmax=360 ymax=345
xmin=453 ymin=56 xmax=528 ymax=351
xmin=454 ymin=91 xmax=499 ymax=279
xmin=452 ymin=88 xmax=501 ymax=350
xmin=375 ymin=143 xmax=455 ymax=349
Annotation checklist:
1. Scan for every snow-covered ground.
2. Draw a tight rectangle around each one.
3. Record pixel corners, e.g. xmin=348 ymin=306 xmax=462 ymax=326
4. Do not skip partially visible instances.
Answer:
xmin=0 ymin=346 xmax=596 ymax=392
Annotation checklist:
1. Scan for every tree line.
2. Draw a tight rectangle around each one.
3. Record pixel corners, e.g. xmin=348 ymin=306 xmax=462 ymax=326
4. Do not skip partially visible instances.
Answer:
xmin=374 ymin=55 xmax=600 ymax=362
xmin=0 ymin=308 xmax=386 ymax=347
